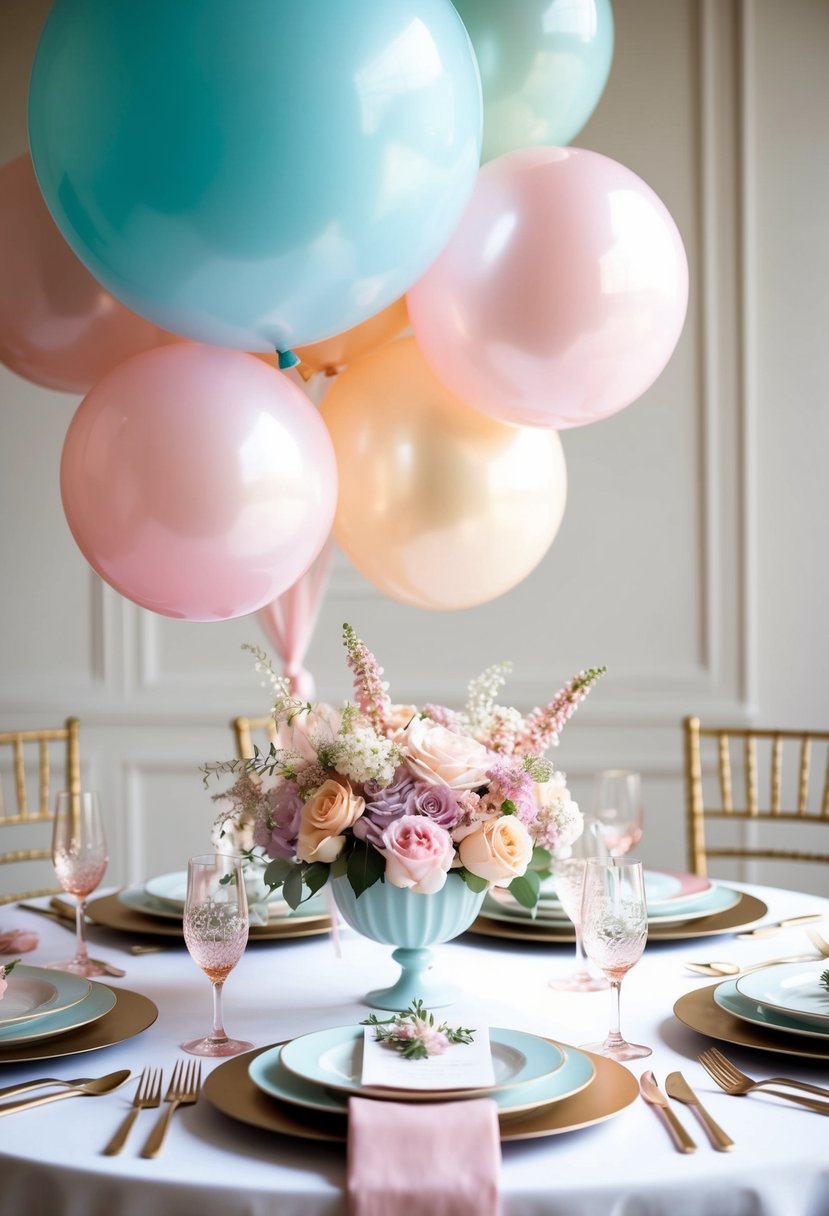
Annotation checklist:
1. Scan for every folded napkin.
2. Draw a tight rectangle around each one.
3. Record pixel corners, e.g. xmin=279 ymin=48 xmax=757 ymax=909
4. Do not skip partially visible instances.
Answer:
xmin=347 ymin=1096 xmax=501 ymax=1216
xmin=0 ymin=929 xmax=39 ymax=955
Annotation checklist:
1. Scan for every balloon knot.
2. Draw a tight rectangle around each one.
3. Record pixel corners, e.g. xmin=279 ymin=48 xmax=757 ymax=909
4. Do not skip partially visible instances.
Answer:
xmin=278 ymin=349 xmax=300 ymax=370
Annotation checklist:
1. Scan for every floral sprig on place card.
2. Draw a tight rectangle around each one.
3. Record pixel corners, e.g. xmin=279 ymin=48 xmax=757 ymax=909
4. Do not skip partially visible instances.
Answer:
xmin=361 ymin=999 xmax=475 ymax=1060
xmin=820 ymin=969 xmax=829 ymax=994
xmin=0 ymin=958 xmax=20 ymax=1001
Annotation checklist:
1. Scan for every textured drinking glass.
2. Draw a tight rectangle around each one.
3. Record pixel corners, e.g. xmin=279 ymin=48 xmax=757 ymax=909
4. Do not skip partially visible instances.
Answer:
xmin=592 ymin=770 xmax=644 ymax=856
xmin=47 ymin=791 xmax=109 ymax=977
xmin=182 ymin=853 xmax=252 ymax=1057
xmin=580 ymin=858 xmax=651 ymax=1061
xmin=549 ymin=818 xmax=609 ymax=993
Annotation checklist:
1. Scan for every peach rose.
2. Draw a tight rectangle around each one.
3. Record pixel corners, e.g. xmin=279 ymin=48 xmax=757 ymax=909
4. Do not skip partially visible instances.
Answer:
xmin=295 ymin=779 xmax=364 ymax=863
xmin=402 ymin=718 xmax=490 ymax=791
xmin=459 ymin=815 xmax=533 ymax=886
xmin=381 ymin=814 xmax=455 ymax=894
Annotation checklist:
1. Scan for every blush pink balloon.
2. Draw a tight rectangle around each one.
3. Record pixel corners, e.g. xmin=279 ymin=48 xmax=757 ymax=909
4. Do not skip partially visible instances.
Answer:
xmin=0 ymin=154 xmax=177 ymax=394
xmin=60 ymin=345 xmax=337 ymax=621
xmin=407 ymin=146 xmax=689 ymax=429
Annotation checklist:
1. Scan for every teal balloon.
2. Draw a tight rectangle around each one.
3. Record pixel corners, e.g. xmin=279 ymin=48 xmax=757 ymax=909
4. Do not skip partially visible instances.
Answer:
xmin=28 ymin=0 xmax=482 ymax=354
xmin=452 ymin=0 xmax=614 ymax=163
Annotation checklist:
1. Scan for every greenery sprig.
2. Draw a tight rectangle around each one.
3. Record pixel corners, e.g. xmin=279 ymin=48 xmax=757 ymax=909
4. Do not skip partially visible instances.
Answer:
xmin=361 ymin=998 xmax=476 ymax=1060
xmin=820 ymin=968 xmax=829 ymax=993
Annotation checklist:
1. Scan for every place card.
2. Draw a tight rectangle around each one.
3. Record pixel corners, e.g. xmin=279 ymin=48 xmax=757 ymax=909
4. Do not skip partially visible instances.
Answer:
xmin=361 ymin=1024 xmax=496 ymax=1090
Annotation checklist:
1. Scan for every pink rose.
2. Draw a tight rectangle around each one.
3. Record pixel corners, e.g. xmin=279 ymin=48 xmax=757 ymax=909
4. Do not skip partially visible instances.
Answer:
xmin=277 ymin=704 xmax=342 ymax=767
xmin=459 ymin=815 xmax=533 ymax=886
xmin=296 ymin=779 xmax=365 ymax=863
xmin=402 ymin=718 xmax=490 ymax=791
xmin=381 ymin=814 xmax=455 ymax=894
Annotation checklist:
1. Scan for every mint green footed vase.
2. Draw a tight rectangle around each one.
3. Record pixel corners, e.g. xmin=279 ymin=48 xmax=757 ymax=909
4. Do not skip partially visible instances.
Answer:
xmin=330 ymin=874 xmax=486 ymax=1010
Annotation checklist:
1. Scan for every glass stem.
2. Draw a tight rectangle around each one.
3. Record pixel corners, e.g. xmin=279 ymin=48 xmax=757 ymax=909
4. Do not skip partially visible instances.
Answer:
xmin=210 ymin=980 xmax=228 ymax=1043
xmin=572 ymin=923 xmax=590 ymax=978
xmin=75 ymin=897 xmax=89 ymax=964
xmin=607 ymin=978 xmax=624 ymax=1045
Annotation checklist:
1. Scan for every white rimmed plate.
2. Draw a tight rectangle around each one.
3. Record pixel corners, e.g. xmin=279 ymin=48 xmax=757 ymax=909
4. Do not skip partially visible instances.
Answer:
xmin=713 ymin=977 xmax=829 ymax=1041
xmin=278 ymin=1025 xmax=570 ymax=1102
xmin=735 ymin=962 xmax=829 ymax=1032
xmin=252 ymin=1031 xmax=594 ymax=1116
xmin=0 ymin=978 xmax=115 ymax=1048
xmin=122 ymin=882 xmax=326 ymax=923
xmin=0 ymin=966 xmax=90 ymax=1031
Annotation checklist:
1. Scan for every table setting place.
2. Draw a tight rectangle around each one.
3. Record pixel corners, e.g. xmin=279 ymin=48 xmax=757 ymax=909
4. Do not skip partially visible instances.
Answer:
xmin=1 ymin=640 xmax=828 ymax=1216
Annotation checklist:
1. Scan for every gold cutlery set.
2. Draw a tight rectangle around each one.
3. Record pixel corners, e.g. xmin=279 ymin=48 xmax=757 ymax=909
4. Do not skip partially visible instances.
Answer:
xmin=0 ymin=1060 xmax=202 ymax=1156
xmin=685 ymin=925 xmax=829 ymax=977
xmin=641 ymin=1050 xmax=829 ymax=1149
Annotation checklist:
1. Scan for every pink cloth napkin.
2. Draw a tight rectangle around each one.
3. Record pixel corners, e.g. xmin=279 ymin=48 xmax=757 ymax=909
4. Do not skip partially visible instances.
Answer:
xmin=0 ymin=929 xmax=39 ymax=955
xmin=347 ymin=1096 xmax=501 ymax=1216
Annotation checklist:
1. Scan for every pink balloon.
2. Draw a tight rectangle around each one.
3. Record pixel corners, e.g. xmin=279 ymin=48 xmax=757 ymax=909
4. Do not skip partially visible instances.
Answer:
xmin=407 ymin=147 xmax=689 ymax=429
xmin=0 ymin=155 xmax=177 ymax=394
xmin=60 ymin=345 xmax=337 ymax=621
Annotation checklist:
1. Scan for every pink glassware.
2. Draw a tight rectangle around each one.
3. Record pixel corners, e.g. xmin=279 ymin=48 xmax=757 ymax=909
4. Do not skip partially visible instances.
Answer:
xmin=592 ymin=770 xmax=644 ymax=857
xmin=181 ymin=853 xmax=252 ymax=1058
xmin=549 ymin=818 xmax=609 ymax=993
xmin=47 ymin=791 xmax=109 ymax=977
xmin=579 ymin=858 xmax=651 ymax=1061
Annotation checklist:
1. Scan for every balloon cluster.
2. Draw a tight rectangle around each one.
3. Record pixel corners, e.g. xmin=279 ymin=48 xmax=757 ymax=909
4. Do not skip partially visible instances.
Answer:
xmin=1 ymin=0 xmax=689 ymax=619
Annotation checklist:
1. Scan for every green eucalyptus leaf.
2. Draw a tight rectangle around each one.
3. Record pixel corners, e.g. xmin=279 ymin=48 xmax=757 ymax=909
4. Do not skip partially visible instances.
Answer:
xmin=457 ymin=868 xmax=488 ymax=894
xmin=347 ymin=840 xmax=385 ymax=898
xmin=263 ymin=858 xmax=293 ymax=891
xmin=302 ymin=861 xmax=329 ymax=898
xmin=508 ymin=869 xmax=541 ymax=910
xmin=282 ymin=866 xmax=305 ymax=910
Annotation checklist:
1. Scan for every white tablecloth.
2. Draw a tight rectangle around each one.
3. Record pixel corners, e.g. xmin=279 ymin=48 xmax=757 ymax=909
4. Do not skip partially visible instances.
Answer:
xmin=0 ymin=882 xmax=827 ymax=1216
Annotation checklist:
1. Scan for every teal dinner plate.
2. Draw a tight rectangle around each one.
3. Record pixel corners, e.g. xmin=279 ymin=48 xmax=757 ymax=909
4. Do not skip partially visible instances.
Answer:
xmin=120 ymin=882 xmax=326 ymax=923
xmin=0 ymin=966 xmax=88 ymax=1030
xmin=251 ymin=1030 xmax=594 ymax=1116
xmin=713 ymin=977 xmax=829 ymax=1041
xmin=0 ymin=979 xmax=116 ymax=1048
xmin=735 ymin=963 xmax=829 ymax=1032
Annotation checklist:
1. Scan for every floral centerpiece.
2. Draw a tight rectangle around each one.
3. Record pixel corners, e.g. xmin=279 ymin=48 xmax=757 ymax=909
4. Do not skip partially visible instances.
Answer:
xmin=204 ymin=625 xmax=605 ymax=912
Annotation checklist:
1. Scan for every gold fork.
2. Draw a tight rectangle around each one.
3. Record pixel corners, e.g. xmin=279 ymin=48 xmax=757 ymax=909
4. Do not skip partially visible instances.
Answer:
xmin=140 ymin=1059 xmax=202 ymax=1158
xmin=102 ymin=1068 xmax=162 ymax=1155
xmin=698 ymin=1049 xmax=829 ymax=1112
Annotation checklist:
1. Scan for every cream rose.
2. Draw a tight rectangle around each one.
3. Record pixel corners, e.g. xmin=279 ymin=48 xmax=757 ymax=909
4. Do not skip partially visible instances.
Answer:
xmin=459 ymin=815 xmax=533 ymax=886
xmin=402 ymin=718 xmax=490 ymax=791
xmin=295 ymin=779 xmax=364 ymax=863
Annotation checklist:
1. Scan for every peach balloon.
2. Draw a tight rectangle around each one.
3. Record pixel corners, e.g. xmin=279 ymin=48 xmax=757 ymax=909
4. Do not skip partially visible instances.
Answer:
xmin=0 ymin=155 xmax=177 ymax=394
xmin=320 ymin=337 xmax=567 ymax=610
xmin=407 ymin=146 xmax=689 ymax=429
xmin=60 ymin=345 xmax=337 ymax=621
xmin=295 ymin=297 xmax=409 ymax=376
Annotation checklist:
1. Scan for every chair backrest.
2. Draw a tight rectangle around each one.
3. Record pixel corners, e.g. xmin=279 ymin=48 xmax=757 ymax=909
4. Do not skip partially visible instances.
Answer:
xmin=0 ymin=717 xmax=81 ymax=904
xmin=683 ymin=715 xmax=829 ymax=877
xmin=231 ymin=714 xmax=279 ymax=761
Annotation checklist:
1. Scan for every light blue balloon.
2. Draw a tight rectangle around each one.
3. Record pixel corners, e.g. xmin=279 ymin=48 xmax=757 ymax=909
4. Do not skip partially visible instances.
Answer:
xmin=452 ymin=0 xmax=614 ymax=163
xmin=28 ymin=0 xmax=482 ymax=355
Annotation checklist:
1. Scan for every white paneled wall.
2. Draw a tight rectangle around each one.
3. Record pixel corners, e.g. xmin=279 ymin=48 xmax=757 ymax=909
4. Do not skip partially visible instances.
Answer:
xmin=1 ymin=1 xmax=827 ymax=896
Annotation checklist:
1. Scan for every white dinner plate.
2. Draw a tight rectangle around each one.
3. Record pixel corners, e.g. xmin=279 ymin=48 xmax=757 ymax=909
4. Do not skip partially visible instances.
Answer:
xmin=144 ymin=870 xmax=289 ymax=914
xmin=713 ymin=977 xmax=829 ymax=1041
xmin=253 ymin=1031 xmax=595 ymax=1117
xmin=121 ymin=882 xmax=326 ymax=923
xmin=0 ymin=965 xmax=90 ymax=1031
xmin=735 ymin=962 xmax=829 ymax=1032
xmin=486 ymin=877 xmax=736 ymax=927
xmin=0 ymin=976 xmax=115 ymax=1047
xmin=278 ymin=1024 xmax=569 ymax=1102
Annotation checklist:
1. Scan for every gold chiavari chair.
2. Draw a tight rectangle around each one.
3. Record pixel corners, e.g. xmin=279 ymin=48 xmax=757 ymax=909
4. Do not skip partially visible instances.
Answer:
xmin=231 ymin=715 xmax=279 ymax=761
xmin=683 ymin=716 xmax=829 ymax=878
xmin=0 ymin=717 xmax=81 ymax=905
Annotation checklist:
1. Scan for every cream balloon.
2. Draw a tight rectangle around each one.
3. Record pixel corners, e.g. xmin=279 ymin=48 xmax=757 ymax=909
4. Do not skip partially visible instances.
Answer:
xmin=320 ymin=337 xmax=567 ymax=610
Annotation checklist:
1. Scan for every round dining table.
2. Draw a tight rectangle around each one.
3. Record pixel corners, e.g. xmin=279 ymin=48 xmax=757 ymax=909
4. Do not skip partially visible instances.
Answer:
xmin=0 ymin=880 xmax=827 ymax=1216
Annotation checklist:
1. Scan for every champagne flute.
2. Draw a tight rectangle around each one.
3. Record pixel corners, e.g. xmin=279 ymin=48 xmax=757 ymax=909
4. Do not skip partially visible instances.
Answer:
xmin=47 ymin=791 xmax=109 ymax=977
xmin=592 ymin=770 xmax=644 ymax=856
xmin=182 ymin=853 xmax=252 ymax=1057
xmin=549 ymin=818 xmax=609 ymax=992
xmin=580 ymin=857 xmax=650 ymax=1060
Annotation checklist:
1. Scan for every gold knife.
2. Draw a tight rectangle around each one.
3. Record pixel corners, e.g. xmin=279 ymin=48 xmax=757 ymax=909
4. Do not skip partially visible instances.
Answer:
xmin=639 ymin=1071 xmax=697 ymax=1152
xmin=738 ymin=913 xmax=825 ymax=939
xmin=665 ymin=1071 xmax=734 ymax=1151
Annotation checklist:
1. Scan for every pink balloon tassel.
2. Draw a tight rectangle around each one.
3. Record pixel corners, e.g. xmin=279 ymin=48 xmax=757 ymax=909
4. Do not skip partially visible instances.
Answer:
xmin=256 ymin=539 xmax=333 ymax=700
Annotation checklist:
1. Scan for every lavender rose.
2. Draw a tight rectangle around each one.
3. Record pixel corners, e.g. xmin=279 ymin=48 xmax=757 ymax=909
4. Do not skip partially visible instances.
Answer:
xmin=252 ymin=783 xmax=304 ymax=860
xmin=354 ymin=767 xmax=417 ymax=848
xmin=411 ymin=782 xmax=463 ymax=830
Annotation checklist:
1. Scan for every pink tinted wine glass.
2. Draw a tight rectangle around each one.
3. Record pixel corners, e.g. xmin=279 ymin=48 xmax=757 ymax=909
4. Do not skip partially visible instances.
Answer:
xmin=549 ymin=818 xmax=609 ymax=993
xmin=182 ymin=853 xmax=252 ymax=1057
xmin=47 ymin=791 xmax=109 ymax=977
xmin=592 ymin=770 xmax=644 ymax=857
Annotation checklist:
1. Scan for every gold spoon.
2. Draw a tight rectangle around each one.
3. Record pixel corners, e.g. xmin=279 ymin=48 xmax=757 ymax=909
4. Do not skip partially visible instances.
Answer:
xmin=0 ymin=1070 xmax=131 ymax=1117
xmin=685 ymin=951 xmax=821 ymax=977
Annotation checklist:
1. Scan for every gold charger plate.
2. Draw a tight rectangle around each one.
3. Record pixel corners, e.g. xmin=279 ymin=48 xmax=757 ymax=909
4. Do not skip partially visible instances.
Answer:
xmin=467 ymin=892 xmax=768 ymax=944
xmin=0 ymin=986 xmax=158 ymax=1064
xmin=87 ymin=892 xmax=332 ymax=941
xmin=203 ymin=1042 xmax=638 ymax=1143
xmin=673 ymin=983 xmax=829 ymax=1061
